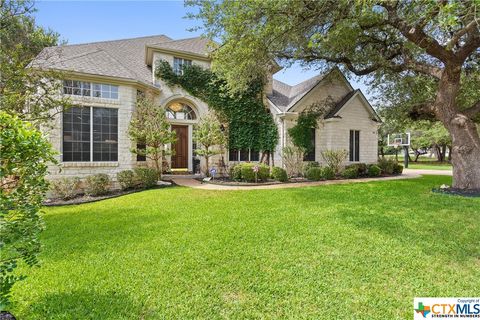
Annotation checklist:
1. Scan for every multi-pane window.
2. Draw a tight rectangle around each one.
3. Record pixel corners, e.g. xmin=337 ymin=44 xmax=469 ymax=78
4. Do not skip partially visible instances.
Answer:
xmin=303 ymin=128 xmax=316 ymax=161
xmin=229 ymin=149 xmax=260 ymax=162
xmin=166 ymin=102 xmax=196 ymax=120
xmin=93 ymin=108 xmax=118 ymax=161
xmin=173 ymin=57 xmax=192 ymax=75
xmin=63 ymin=106 xmax=118 ymax=162
xmin=63 ymin=80 xmax=118 ymax=99
xmin=349 ymin=130 xmax=360 ymax=162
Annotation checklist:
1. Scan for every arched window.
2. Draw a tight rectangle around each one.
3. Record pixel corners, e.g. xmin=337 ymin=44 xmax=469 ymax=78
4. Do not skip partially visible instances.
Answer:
xmin=166 ymin=102 xmax=196 ymax=120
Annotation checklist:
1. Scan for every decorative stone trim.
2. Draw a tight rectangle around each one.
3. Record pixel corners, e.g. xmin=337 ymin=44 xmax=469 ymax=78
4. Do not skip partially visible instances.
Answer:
xmin=61 ymin=162 xmax=119 ymax=167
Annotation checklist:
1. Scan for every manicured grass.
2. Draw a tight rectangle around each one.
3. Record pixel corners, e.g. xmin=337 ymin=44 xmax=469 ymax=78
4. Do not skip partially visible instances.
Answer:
xmin=11 ymin=176 xmax=479 ymax=319
xmin=387 ymin=155 xmax=452 ymax=170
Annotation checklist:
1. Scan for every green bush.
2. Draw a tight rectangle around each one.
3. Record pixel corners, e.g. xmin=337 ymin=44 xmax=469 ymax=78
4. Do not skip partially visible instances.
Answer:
xmin=271 ymin=167 xmax=288 ymax=182
xmin=117 ymin=170 xmax=136 ymax=190
xmin=303 ymin=161 xmax=319 ymax=175
xmin=341 ymin=167 xmax=359 ymax=179
xmin=134 ymin=167 xmax=158 ymax=188
xmin=367 ymin=165 xmax=381 ymax=177
xmin=229 ymin=164 xmax=243 ymax=181
xmin=306 ymin=167 xmax=323 ymax=181
xmin=393 ymin=163 xmax=404 ymax=175
xmin=84 ymin=174 xmax=110 ymax=196
xmin=346 ymin=163 xmax=368 ymax=177
xmin=50 ymin=177 xmax=81 ymax=200
xmin=377 ymin=158 xmax=396 ymax=175
xmin=321 ymin=166 xmax=336 ymax=180
xmin=240 ymin=163 xmax=270 ymax=182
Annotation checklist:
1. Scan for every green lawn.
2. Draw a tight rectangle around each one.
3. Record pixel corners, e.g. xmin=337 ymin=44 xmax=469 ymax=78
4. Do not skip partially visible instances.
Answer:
xmin=11 ymin=176 xmax=479 ymax=319
xmin=387 ymin=155 xmax=452 ymax=170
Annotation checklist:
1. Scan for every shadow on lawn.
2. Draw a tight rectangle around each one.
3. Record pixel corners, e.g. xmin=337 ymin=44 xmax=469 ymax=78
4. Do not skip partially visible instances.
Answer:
xmin=23 ymin=290 xmax=148 ymax=319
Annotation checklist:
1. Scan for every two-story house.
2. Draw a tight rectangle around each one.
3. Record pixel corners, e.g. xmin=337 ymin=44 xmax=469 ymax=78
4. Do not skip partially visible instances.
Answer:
xmin=31 ymin=34 xmax=381 ymax=180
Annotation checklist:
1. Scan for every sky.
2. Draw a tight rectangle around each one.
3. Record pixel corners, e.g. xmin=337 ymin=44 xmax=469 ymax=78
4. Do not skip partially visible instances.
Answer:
xmin=34 ymin=1 xmax=371 ymax=95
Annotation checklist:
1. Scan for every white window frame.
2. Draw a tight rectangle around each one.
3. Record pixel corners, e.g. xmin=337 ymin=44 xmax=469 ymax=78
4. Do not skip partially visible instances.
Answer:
xmin=63 ymin=80 xmax=118 ymax=99
xmin=173 ymin=57 xmax=192 ymax=75
xmin=228 ymin=149 xmax=259 ymax=162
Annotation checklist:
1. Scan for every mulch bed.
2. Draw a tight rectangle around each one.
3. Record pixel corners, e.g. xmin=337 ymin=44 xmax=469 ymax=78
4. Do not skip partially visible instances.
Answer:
xmin=44 ymin=184 xmax=174 ymax=207
xmin=432 ymin=187 xmax=480 ymax=197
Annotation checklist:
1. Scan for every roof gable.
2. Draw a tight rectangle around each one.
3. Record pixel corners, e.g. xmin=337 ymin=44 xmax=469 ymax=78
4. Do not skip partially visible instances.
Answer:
xmin=325 ymin=90 xmax=381 ymax=122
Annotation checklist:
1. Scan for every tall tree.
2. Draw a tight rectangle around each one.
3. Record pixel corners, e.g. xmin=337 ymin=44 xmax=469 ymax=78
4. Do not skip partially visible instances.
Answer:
xmin=128 ymin=97 xmax=177 ymax=179
xmin=0 ymin=0 xmax=70 ymax=125
xmin=189 ymin=0 xmax=480 ymax=190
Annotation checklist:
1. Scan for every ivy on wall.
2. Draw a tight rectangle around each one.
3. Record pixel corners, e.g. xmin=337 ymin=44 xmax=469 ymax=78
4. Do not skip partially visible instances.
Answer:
xmin=155 ymin=60 xmax=278 ymax=156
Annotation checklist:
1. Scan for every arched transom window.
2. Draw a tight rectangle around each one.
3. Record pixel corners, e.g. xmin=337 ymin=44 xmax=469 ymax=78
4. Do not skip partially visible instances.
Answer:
xmin=166 ymin=102 xmax=197 ymax=120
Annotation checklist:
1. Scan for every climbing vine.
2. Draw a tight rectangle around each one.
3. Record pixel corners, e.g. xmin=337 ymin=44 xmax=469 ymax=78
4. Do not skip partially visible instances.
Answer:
xmin=155 ymin=60 xmax=278 ymax=158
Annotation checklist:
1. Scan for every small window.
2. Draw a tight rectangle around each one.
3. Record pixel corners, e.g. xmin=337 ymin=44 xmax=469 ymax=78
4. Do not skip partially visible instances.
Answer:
xmin=63 ymin=80 xmax=118 ymax=99
xmin=228 ymin=148 xmax=259 ymax=162
xmin=229 ymin=149 xmax=238 ymax=162
xmin=173 ymin=57 xmax=192 ymax=75
xmin=250 ymin=150 xmax=260 ymax=162
xmin=166 ymin=102 xmax=196 ymax=120
xmin=239 ymin=149 xmax=249 ymax=161
xmin=349 ymin=130 xmax=360 ymax=162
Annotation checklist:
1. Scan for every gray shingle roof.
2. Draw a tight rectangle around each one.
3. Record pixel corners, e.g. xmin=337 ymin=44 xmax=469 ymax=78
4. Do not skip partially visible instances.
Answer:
xmin=30 ymin=34 xmax=212 ymax=86
xmin=268 ymin=74 xmax=326 ymax=111
xmin=148 ymin=37 xmax=212 ymax=57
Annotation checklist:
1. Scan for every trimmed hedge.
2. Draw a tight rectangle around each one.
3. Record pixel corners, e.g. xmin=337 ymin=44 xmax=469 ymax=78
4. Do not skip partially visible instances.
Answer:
xmin=229 ymin=163 xmax=270 ymax=182
xmin=117 ymin=170 xmax=136 ymax=190
xmin=50 ymin=177 xmax=81 ymax=200
xmin=84 ymin=174 xmax=110 ymax=196
xmin=341 ymin=167 xmax=359 ymax=179
xmin=303 ymin=161 xmax=320 ymax=176
xmin=321 ymin=167 xmax=335 ymax=180
xmin=393 ymin=163 xmax=404 ymax=175
xmin=134 ymin=167 xmax=158 ymax=188
xmin=378 ymin=158 xmax=396 ymax=175
xmin=271 ymin=167 xmax=288 ymax=182
xmin=367 ymin=165 xmax=381 ymax=177
xmin=306 ymin=167 xmax=323 ymax=181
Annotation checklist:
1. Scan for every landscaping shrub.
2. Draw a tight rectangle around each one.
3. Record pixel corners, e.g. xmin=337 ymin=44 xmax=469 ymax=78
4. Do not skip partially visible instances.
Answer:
xmin=367 ymin=165 xmax=382 ymax=177
xmin=346 ymin=163 xmax=368 ymax=177
xmin=282 ymin=146 xmax=305 ymax=177
xmin=240 ymin=163 xmax=270 ymax=182
xmin=50 ymin=177 xmax=81 ymax=200
xmin=271 ymin=167 xmax=288 ymax=182
xmin=229 ymin=164 xmax=243 ymax=181
xmin=306 ymin=167 xmax=323 ymax=181
xmin=84 ymin=174 xmax=110 ymax=196
xmin=377 ymin=158 xmax=396 ymax=175
xmin=117 ymin=170 xmax=136 ymax=190
xmin=134 ymin=167 xmax=158 ymax=188
xmin=341 ymin=167 xmax=359 ymax=179
xmin=321 ymin=149 xmax=348 ymax=174
xmin=303 ymin=161 xmax=320 ymax=175
xmin=393 ymin=163 xmax=404 ymax=175
xmin=321 ymin=167 xmax=336 ymax=180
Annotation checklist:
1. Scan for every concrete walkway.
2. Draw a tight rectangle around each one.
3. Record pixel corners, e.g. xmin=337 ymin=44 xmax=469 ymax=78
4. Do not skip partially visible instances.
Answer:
xmin=170 ymin=169 xmax=451 ymax=191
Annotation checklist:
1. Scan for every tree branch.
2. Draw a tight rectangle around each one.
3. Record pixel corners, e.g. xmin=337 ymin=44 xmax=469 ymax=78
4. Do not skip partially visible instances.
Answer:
xmin=446 ymin=19 xmax=479 ymax=51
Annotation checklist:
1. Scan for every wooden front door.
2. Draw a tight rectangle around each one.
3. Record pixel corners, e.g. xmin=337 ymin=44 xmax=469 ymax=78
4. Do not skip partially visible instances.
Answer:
xmin=171 ymin=125 xmax=188 ymax=169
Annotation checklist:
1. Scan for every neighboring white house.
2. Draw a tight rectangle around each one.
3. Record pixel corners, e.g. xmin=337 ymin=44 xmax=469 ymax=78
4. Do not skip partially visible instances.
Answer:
xmin=31 ymin=34 xmax=380 ymax=180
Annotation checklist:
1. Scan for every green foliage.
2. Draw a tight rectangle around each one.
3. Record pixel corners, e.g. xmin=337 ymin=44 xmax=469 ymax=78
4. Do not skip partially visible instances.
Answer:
xmin=84 ymin=174 xmax=110 ymax=197
xmin=393 ymin=164 xmax=404 ymax=175
xmin=288 ymin=103 xmax=328 ymax=151
xmin=129 ymin=98 xmax=176 ymax=179
xmin=155 ymin=60 xmax=278 ymax=154
xmin=0 ymin=111 xmax=56 ymax=310
xmin=133 ymin=168 xmax=158 ymax=189
xmin=341 ymin=167 xmax=359 ymax=179
xmin=306 ymin=167 xmax=323 ymax=181
xmin=345 ymin=163 xmax=368 ymax=177
xmin=321 ymin=149 xmax=348 ymax=174
xmin=0 ymin=0 xmax=71 ymax=125
xmin=377 ymin=158 xmax=396 ymax=175
xmin=117 ymin=170 xmax=136 ymax=190
xmin=271 ymin=167 xmax=288 ymax=182
xmin=367 ymin=165 xmax=382 ymax=177
xmin=229 ymin=163 xmax=270 ymax=182
xmin=194 ymin=112 xmax=227 ymax=176
xmin=321 ymin=167 xmax=335 ymax=180
xmin=303 ymin=162 xmax=320 ymax=177
xmin=50 ymin=177 xmax=81 ymax=200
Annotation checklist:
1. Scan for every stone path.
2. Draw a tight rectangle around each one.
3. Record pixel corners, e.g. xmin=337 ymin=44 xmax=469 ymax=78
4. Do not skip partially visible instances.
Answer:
xmin=170 ymin=169 xmax=451 ymax=191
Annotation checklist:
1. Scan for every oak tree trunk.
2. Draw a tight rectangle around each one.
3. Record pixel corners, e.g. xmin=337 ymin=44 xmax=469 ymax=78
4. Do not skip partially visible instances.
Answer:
xmin=435 ymin=66 xmax=480 ymax=190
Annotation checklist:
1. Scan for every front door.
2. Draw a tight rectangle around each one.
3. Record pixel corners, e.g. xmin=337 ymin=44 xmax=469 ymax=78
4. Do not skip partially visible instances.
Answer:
xmin=171 ymin=125 xmax=188 ymax=169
